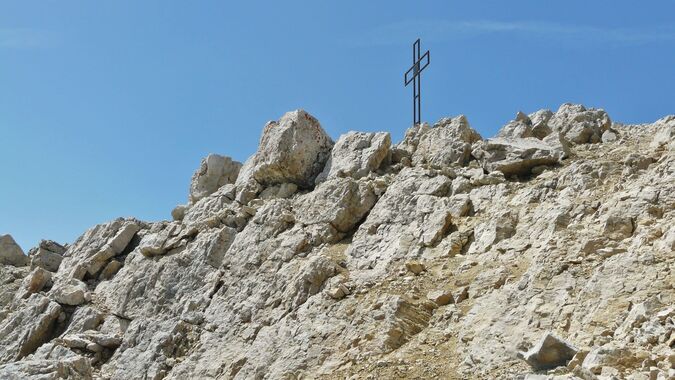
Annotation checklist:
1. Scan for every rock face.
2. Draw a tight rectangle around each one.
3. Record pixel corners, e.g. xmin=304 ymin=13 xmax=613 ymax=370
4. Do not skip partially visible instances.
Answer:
xmin=0 ymin=235 xmax=28 ymax=267
xmin=0 ymin=104 xmax=673 ymax=380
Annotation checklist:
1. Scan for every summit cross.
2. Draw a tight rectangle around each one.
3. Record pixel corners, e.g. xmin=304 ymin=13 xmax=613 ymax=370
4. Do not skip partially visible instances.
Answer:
xmin=404 ymin=38 xmax=430 ymax=126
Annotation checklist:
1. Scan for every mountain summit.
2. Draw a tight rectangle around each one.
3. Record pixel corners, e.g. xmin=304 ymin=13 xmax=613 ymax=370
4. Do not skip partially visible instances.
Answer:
xmin=0 ymin=105 xmax=673 ymax=379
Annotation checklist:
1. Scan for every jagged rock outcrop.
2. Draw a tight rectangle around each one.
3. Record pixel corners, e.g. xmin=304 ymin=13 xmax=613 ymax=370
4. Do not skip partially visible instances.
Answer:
xmin=189 ymin=154 xmax=242 ymax=204
xmin=236 ymin=110 xmax=334 ymax=191
xmin=0 ymin=235 xmax=28 ymax=267
xmin=397 ymin=115 xmax=482 ymax=167
xmin=315 ymin=131 xmax=391 ymax=184
xmin=27 ymin=240 xmax=65 ymax=272
xmin=0 ymin=104 xmax=673 ymax=380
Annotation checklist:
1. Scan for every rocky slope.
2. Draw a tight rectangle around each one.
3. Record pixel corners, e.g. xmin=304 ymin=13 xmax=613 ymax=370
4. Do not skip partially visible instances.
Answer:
xmin=0 ymin=104 xmax=673 ymax=380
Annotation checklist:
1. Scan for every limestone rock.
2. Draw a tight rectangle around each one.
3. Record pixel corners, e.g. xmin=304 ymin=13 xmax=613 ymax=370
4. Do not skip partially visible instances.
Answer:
xmin=496 ymin=111 xmax=534 ymax=139
xmin=316 ymin=131 xmax=390 ymax=184
xmin=50 ymin=278 xmax=89 ymax=306
xmin=603 ymin=214 xmax=634 ymax=240
xmin=472 ymin=134 xmax=569 ymax=176
xmin=470 ymin=212 xmax=517 ymax=253
xmin=17 ymin=267 xmax=52 ymax=299
xmin=0 ymin=294 xmax=62 ymax=363
xmin=236 ymin=110 xmax=333 ymax=189
xmin=189 ymin=154 xmax=242 ymax=203
xmin=529 ymin=109 xmax=554 ymax=139
xmin=398 ymin=115 xmax=482 ymax=168
xmin=1 ymin=107 xmax=673 ymax=380
xmin=405 ymin=261 xmax=425 ymax=275
xmin=547 ymin=103 xmax=611 ymax=144
xmin=0 ymin=234 xmax=28 ymax=267
xmin=649 ymin=115 xmax=675 ymax=151
xmin=519 ymin=332 xmax=579 ymax=370
xmin=27 ymin=240 xmax=65 ymax=272
xmin=426 ymin=289 xmax=454 ymax=306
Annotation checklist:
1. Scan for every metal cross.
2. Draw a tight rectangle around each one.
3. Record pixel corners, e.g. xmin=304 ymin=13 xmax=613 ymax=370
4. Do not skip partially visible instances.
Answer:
xmin=404 ymin=38 xmax=430 ymax=126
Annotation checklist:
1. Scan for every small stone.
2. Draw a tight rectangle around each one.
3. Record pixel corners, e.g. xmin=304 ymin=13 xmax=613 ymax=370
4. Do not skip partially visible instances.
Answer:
xmin=171 ymin=204 xmax=188 ymax=221
xmin=99 ymin=260 xmax=123 ymax=280
xmin=426 ymin=289 xmax=454 ymax=306
xmin=405 ymin=261 xmax=426 ymax=275
xmin=601 ymin=130 xmax=618 ymax=143
xmin=454 ymin=286 xmax=469 ymax=303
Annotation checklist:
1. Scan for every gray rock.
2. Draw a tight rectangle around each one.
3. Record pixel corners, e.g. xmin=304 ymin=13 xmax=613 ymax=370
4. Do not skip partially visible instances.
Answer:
xmin=519 ymin=332 xmax=579 ymax=370
xmin=0 ymin=235 xmax=28 ymax=267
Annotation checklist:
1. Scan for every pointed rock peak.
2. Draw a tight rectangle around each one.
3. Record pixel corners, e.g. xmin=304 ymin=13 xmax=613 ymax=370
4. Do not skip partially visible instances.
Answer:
xmin=514 ymin=111 xmax=530 ymax=123
xmin=0 ymin=234 xmax=28 ymax=267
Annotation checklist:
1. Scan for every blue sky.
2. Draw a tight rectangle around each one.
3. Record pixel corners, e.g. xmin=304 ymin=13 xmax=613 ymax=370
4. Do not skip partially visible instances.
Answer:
xmin=2 ymin=1 xmax=674 ymax=251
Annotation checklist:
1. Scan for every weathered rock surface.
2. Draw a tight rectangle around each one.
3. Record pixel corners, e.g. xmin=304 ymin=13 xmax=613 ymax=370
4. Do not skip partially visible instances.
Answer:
xmin=519 ymin=332 xmax=579 ymax=370
xmin=189 ymin=154 xmax=242 ymax=203
xmin=0 ymin=235 xmax=28 ymax=267
xmin=236 ymin=109 xmax=333 ymax=191
xmin=0 ymin=105 xmax=673 ymax=379
xmin=397 ymin=115 xmax=482 ymax=167
xmin=27 ymin=240 xmax=65 ymax=272
xmin=315 ymin=131 xmax=390 ymax=184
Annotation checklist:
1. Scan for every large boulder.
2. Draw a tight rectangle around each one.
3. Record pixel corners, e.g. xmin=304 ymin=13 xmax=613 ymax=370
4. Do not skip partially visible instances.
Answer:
xmin=397 ymin=116 xmax=482 ymax=168
xmin=315 ymin=131 xmax=390 ymax=184
xmin=0 ymin=235 xmax=28 ymax=267
xmin=472 ymin=133 xmax=570 ymax=176
xmin=189 ymin=154 xmax=242 ymax=203
xmin=236 ymin=110 xmax=333 ymax=190
xmin=547 ymin=103 xmax=611 ymax=144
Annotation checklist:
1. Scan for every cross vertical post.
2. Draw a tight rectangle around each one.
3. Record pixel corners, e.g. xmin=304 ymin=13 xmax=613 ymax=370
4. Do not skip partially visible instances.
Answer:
xmin=404 ymin=39 xmax=430 ymax=126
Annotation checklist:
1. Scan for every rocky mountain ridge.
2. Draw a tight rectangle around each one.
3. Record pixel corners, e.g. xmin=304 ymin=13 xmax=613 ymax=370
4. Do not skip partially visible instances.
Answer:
xmin=0 ymin=104 xmax=673 ymax=379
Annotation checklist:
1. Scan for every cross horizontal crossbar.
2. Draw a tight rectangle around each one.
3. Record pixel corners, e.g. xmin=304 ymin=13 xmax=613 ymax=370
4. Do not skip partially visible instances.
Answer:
xmin=404 ymin=51 xmax=430 ymax=86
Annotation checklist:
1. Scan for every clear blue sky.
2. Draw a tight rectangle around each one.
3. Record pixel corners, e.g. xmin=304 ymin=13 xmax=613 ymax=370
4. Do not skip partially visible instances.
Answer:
xmin=2 ymin=1 xmax=674 ymax=251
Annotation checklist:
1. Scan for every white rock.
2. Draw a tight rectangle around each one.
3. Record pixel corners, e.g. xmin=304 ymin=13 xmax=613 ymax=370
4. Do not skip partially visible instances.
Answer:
xmin=50 ymin=278 xmax=88 ymax=306
xmin=548 ymin=103 xmax=611 ymax=144
xmin=398 ymin=115 xmax=482 ymax=168
xmin=189 ymin=154 xmax=242 ymax=203
xmin=472 ymin=134 xmax=569 ymax=176
xmin=236 ymin=110 xmax=333 ymax=189
xmin=316 ymin=131 xmax=390 ymax=184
